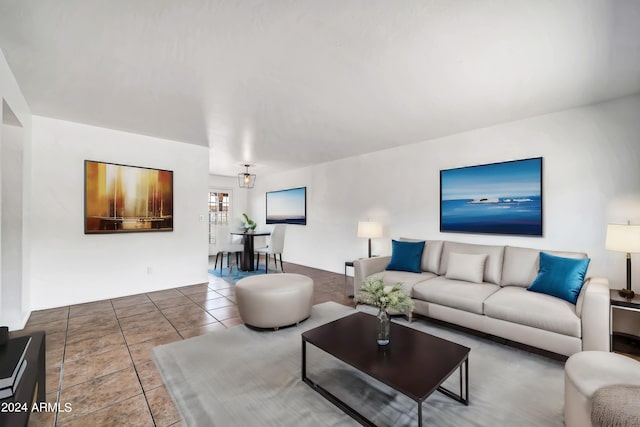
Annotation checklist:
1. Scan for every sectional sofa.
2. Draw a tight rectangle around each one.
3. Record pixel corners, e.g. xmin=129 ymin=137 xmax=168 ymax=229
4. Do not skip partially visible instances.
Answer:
xmin=353 ymin=239 xmax=610 ymax=357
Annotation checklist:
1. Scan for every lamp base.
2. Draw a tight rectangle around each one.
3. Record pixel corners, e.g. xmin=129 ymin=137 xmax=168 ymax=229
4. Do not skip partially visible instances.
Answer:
xmin=619 ymin=288 xmax=635 ymax=299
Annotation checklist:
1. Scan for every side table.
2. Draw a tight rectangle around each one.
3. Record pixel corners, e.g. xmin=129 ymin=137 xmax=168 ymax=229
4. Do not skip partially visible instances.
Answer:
xmin=610 ymin=290 xmax=640 ymax=357
xmin=345 ymin=256 xmax=379 ymax=298
xmin=345 ymin=261 xmax=355 ymax=298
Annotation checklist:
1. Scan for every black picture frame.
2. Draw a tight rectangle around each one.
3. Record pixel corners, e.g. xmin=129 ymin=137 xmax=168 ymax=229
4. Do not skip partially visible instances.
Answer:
xmin=265 ymin=186 xmax=307 ymax=225
xmin=440 ymin=157 xmax=543 ymax=236
xmin=84 ymin=160 xmax=174 ymax=234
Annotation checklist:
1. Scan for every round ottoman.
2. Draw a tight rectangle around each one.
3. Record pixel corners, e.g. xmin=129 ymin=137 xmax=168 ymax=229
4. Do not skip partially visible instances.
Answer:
xmin=236 ymin=273 xmax=314 ymax=329
xmin=564 ymin=351 xmax=640 ymax=427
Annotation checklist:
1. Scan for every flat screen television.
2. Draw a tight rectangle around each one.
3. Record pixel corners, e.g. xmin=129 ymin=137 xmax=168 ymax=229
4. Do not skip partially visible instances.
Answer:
xmin=266 ymin=187 xmax=307 ymax=225
xmin=440 ymin=157 xmax=542 ymax=236
xmin=84 ymin=160 xmax=173 ymax=234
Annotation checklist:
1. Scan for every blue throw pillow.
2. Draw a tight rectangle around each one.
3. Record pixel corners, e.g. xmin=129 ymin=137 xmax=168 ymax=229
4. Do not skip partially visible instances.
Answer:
xmin=528 ymin=252 xmax=590 ymax=304
xmin=386 ymin=240 xmax=425 ymax=273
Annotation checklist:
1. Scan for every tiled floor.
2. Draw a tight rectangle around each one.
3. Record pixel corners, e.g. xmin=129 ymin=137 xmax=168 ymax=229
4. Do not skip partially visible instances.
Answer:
xmin=11 ymin=260 xmax=354 ymax=427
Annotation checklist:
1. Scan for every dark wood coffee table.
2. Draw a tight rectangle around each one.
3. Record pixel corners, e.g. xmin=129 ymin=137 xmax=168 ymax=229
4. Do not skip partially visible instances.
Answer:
xmin=302 ymin=312 xmax=469 ymax=427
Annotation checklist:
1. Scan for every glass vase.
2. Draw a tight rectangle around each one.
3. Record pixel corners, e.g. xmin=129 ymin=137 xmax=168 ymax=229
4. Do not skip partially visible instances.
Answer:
xmin=376 ymin=308 xmax=390 ymax=345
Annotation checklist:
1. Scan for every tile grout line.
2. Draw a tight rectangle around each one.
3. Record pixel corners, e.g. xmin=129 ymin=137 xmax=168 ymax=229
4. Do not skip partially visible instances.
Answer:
xmin=143 ymin=287 xmax=219 ymax=426
xmin=124 ymin=287 xmax=223 ymax=424
xmin=114 ymin=296 xmax=162 ymax=427
xmin=55 ymin=287 xmax=237 ymax=425
xmin=140 ymin=286 xmax=222 ymax=426
xmin=57 ymin=303 xmax=138 ymax=425
xmin=26 ymin=263 xmax=352 ymax=426
xmin=51 ymin=306 xmax=71 ymax=427
xmin=156 ymin=288 xmax=201 ymax=338
xmin=169 ymin=284 xmax=228 ymax=337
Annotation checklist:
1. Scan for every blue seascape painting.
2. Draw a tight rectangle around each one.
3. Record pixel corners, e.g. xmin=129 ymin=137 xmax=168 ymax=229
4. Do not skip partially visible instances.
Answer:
xmin=440 ymin=158 xmax=542 ymax=236
xmin=266 ymin=187 xmax=307 ymax=225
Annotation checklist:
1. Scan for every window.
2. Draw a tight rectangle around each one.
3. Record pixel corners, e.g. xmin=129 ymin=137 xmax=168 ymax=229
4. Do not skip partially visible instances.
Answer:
xmin=208 ymin=191 xmax=231 ymax=244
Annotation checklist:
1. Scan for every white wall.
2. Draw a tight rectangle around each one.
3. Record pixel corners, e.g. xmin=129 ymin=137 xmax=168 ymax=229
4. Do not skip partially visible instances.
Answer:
xmin=29 ymin=117 xmax=210 ymax=309
xmin=249 ymin=94 xmax=640 ymax=293
xmin=0 ymin=49 xmax=32 ymax=330
xmin=1 ymin=123 xmax=24 ymax=328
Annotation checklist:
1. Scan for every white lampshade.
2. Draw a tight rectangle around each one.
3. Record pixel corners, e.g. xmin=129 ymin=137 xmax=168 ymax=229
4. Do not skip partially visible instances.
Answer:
xmin=606 ymin=224 xmax=640 ymax=253
xmin=357 ymin=221 xmax=383 ymax=239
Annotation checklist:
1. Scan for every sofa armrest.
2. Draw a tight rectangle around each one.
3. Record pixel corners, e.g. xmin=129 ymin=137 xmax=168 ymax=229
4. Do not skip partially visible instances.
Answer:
xmin=579 ymin=276 xmax=610 ymax=351
xmin=353 ymin=256 xmax=391 ymax=296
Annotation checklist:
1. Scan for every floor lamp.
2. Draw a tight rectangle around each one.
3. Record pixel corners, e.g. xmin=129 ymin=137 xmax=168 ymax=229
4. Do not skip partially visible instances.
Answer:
xmin=357 ymin=221 xmax=383 ymax=258
xmin=606 ymin=222 xmax=640 ymax=299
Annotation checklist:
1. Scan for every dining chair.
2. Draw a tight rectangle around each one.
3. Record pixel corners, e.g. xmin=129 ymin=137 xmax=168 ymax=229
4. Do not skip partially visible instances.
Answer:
xmin=255 ymin=224 xmax=286 ymax=273
xmin=213 ymin=226 xmax=244 ymax=274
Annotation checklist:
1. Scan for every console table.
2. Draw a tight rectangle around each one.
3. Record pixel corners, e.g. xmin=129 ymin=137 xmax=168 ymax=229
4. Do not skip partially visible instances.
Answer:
xmin=0 ymin=331 xmax=46 ymax=427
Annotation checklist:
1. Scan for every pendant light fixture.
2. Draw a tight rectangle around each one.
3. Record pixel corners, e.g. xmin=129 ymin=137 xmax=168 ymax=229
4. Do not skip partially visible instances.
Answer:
xmin=238 ymin=164 xmax=256 ymax=189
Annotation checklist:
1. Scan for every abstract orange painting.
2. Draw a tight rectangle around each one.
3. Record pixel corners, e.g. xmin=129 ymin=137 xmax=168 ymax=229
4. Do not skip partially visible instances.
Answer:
xmin=85 ymin=160 xmax=173 ymax=233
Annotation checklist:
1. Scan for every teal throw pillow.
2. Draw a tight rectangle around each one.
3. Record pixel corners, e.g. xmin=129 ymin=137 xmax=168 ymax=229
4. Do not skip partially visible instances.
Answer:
xmin=386 ymin=240 xmax=425 ymax=273
xmin=528 ymin=252 xmax=590 ymax=304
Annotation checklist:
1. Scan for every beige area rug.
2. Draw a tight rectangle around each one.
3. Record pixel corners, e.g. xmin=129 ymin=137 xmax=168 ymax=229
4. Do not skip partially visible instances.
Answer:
xmin=153 ymin=302 xmax=565 ymax=426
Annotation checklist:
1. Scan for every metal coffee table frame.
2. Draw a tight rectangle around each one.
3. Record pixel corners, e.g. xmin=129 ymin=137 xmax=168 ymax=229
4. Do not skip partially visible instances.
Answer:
xmin=302 ymin=312 xmax=469 ymax=427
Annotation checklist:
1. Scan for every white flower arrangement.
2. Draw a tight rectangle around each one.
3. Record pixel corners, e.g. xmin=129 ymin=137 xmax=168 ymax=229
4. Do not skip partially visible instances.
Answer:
xmin=354 ymin=275 xmax=414 ymax=314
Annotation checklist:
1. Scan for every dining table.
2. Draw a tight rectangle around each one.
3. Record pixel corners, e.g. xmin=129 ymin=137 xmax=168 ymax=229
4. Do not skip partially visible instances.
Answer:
xmin=230 ymin=231 xmax=271 ymax=271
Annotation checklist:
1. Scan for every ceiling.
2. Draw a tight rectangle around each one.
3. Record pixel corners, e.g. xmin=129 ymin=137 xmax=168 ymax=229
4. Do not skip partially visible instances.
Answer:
xmin=1 ymin=1 xmax=639 ymax=177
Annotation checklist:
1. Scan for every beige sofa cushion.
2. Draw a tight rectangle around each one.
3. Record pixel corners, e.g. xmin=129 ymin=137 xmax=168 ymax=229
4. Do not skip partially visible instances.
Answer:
xmin=445 ymin=252 xmax=487 ymax=283
xmin=501 ymin=246 xmax=589 ymax=288
xmin=483 ymin=286 xmax=581 ymax=337
xmin=412 ymin=276 xmax=500 ymax=315
xmin=368 ymin=270 xmax=436 ymax=297
xmin=439 ymin=241 xmax=505 ymax=285
xmin=399 ymin=238 xmax=443 ymax=273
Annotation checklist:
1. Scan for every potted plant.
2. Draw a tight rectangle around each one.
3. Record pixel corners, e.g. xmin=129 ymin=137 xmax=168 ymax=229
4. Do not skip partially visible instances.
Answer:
xmin=241 ymin=213 xmax=257 ymax=233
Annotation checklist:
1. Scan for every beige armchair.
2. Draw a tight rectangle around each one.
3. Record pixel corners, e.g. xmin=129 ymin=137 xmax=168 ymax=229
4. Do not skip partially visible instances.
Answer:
xmin=564 ymin=351 xmax=640 ymax=426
